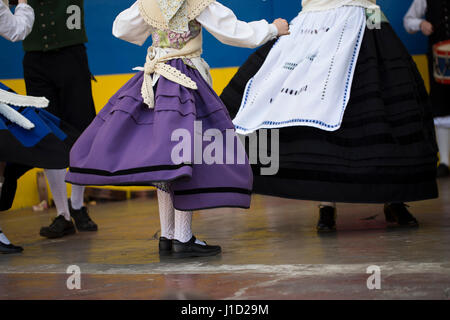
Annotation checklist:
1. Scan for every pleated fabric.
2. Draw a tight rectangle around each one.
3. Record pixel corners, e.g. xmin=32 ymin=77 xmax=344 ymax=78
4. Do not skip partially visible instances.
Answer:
xmin=221 ymin=23 xmax=438 ymax=204
xmin=66 ymin=59 xmax=253 ymax=211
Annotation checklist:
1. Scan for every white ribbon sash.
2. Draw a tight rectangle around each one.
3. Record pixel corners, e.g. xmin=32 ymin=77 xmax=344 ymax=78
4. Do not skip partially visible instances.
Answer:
xmin=138 ymin=33 xmax=205 ymax=108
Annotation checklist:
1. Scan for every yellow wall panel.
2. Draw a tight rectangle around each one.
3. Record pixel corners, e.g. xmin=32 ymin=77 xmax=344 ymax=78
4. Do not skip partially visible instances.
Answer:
xmin=412 ymin=54 xmax=430 ymax=92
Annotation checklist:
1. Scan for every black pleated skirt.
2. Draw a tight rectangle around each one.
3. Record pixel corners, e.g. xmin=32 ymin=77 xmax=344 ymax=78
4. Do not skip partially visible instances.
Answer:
xmin=221 ymin=23 xmax=439 ymax=204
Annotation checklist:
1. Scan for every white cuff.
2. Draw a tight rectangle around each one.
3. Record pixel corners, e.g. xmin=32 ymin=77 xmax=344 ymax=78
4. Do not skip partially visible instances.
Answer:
xmin=15 ymin=3 xmax=32 ymax=9
xmin=269 ymin=24 xmax=278 ymax=38
xmin=411 ymin=18 xmax=425 ymax=33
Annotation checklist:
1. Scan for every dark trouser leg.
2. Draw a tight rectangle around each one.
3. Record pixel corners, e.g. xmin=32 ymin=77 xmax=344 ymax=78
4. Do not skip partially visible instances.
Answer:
xmin=0 ymin=163 xmax=32 ymax=212
xmin=53 ymin=45 xmax=96 ymax=132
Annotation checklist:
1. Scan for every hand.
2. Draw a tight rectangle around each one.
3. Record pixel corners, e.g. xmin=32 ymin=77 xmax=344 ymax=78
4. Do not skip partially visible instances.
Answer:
xmin=18 ymin=0 xmax=27 ymax=4
xmin=420 ymin=20 xmax=434 ymax=36
xmin=273 ymin=18 xmax=290 ymax=36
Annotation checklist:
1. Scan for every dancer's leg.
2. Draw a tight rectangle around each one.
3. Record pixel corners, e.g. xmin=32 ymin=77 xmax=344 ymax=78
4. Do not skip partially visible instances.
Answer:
xmin=171 ymin=207 xmax=221 ymax=258
xmin=174 ymin=209 xmax=193 ymax=243
xmin=40 ymin=169 xmax=76 ymax=238
xmin=0 ymin=225 xmax=10 ymax=245
xmin=44 ymin=169 xmax=70 ymax=220
xmin=436 ymin=127 xmax=450 ymax=166
xmin=317 ymin=202 xmax=337 ymax=233
xmin=70 ymin=185 xmax=85 ymax=210
xmin=384 ymin=203 xmax=418 ymax=227
xmin=157 ymin=188 xmax=175 ymax=240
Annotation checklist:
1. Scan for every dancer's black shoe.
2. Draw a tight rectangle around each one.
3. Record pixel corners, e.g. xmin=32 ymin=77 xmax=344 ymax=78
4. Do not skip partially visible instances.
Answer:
xmin=384 ymin=203 xmax=419 ymax=228
xmin=0 ymin=240 xmax=23 ymax=254
xmin=317 ymin=206 xmax=337 ymax=233
xmin=437 ymin=164 xmax=450 ymax=178
xmin=39 ymin=215 xmax=76 ymax=239
xmin=172 ymin=236 xmax=221 ymax=258
xmin=69 ymin=200 xmax=98 ymax=232
xmin=159 ymin=237 xmax=173 ymax=256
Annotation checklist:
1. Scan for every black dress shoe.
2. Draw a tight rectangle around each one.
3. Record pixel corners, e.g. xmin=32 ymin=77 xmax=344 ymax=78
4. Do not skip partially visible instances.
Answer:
xmin=384 ymin=203 xmax=419 ymax=227
xmin=69 ymin=200 xmax=98 ymax=232
xmin=317 ymin=206 xmax=337 ymax=233
xmin=0 ymin=241 xmax=23 ymax=254
xmin=40 ymin=215 xmax=76 ymax=239
xmin=159 ymin=237 xmax=173 ymax=256
xmin=172 ymin=236 xmax=221 ymax=258
xmin=437 ymin=164 xmax=450 ymax=178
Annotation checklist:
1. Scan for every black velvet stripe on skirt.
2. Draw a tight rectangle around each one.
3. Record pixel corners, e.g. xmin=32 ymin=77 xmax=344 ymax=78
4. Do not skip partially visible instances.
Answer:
xmin=220 ymin=23 xmax=439 ymax=204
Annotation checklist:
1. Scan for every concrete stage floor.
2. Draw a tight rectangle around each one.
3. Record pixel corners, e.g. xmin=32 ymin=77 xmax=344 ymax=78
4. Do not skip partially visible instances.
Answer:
xmin=1 ymin=180 xmax=450 ymax=300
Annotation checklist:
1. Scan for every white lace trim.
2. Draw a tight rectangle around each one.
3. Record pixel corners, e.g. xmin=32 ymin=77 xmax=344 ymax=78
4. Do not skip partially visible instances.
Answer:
xmin=139 ymin=0 xmax=168 ymax=30
xmin=0 ymin=89 xmax=49 ymax=108
xmin=137 ymin=0 xmax=214 ymax=108
xmin=187 ymin=0 xmax=215 ymax=20
xmin=139 ymin=0 xmax=214 ymax=31
xmin=140 ymin=33 xmax=203 ymax=108
xmin=0 ymin=103 xmax=35 ymax=130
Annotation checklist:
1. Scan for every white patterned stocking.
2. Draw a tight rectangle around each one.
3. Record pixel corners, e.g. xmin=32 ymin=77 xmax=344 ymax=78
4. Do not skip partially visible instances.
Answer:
xmin=157 ymin=188 xmax=175 ymax=239
xmin=44 ymin=169 xmax=71 ymax=221
xmin=174 ymin=209 xmax=193 ymax=243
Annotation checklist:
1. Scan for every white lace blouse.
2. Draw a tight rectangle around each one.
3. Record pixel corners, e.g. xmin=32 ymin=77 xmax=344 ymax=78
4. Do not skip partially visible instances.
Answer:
xmin=112 ymin=1 xmax=278 ymax=49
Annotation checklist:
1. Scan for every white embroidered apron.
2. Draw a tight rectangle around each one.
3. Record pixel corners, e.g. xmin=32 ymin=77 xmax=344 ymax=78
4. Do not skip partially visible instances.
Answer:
xmin=233 ymin=5 xmax=367 ymax=134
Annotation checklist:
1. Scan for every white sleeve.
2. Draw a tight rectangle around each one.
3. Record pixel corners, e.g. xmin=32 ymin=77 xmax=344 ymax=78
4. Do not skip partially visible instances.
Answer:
xmin=403 ymin=0 xmax=427 ymax=34
xmin=196 ymin=1 xmax=278 ymax=49
xmin=0 ymin=2 xmax=35 ymax=42
xmin=112 ymin=1 xmax=152 ymax=46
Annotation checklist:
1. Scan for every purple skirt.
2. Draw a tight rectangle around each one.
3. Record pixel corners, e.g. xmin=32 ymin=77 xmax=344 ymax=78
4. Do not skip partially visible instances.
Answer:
xmin=66 ymin=59 xmax=253 ymax=211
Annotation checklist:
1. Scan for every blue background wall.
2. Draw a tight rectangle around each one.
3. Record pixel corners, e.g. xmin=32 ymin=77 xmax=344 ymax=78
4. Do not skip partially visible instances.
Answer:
xmin=0 ymin=0 xmax=428 ymax=79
